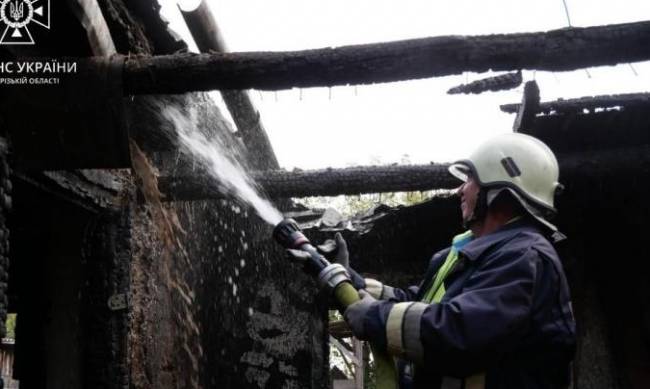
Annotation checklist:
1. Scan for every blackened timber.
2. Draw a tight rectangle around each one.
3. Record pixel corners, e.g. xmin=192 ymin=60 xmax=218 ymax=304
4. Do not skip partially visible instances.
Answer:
xmin=124 ymin=21 xmax=650 ymax=94
xmin=158 ymin=145 xmax=650 ymax=200
xmin=12 ymin=171 xmax=119 ymax=212
xmin=221 ymin=92 xmax=279 ymax=169
xmin=560 ymin=145 xmax=650 ymax=185
xmin=501 ymin=92 xmax=650 ymax=115
xmin=179 ymin=0 xmax=228 ymax=53
xmin=158 ymin=163 xmax=456 ymax=201
xmin=519 ymin=108 xmax=650 ymax=153
xmin=447 ymin=71 xmax=522 ymax=95
xmin=512 ymin=81 xmax=540 ymax=133
xmin=180 ymin=1 xmax=279 ymax=169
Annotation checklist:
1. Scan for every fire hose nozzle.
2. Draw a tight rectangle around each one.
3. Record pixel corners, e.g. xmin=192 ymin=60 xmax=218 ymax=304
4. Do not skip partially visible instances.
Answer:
xmin=272 ymin=218 xmax=309 ymax=249
xmin=273 ymin=218 xmax=349 ymax=290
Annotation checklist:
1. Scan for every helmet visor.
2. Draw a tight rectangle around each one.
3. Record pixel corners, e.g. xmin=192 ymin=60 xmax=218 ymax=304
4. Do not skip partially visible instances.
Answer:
xmin=448 ymin=162 xmax=471 ymax=182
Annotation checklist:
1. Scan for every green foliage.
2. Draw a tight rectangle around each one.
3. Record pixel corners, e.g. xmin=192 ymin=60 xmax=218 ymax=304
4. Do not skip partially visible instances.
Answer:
xmin=5 ymin=313 xmax=16 ymax=339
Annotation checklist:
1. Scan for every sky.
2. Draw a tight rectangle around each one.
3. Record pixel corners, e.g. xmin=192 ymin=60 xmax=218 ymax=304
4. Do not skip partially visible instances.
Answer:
xmin=158 ymin=0 xmax=650 ymax=170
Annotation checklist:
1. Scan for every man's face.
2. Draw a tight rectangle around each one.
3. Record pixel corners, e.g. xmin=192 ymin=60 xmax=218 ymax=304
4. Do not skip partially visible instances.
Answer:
xmin=458 ymin=175 xmax=480 ymax=222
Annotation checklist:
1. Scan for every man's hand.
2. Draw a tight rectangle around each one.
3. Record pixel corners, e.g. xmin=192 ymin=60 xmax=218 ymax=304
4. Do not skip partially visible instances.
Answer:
xmin=317 ymin=232 xmax=349 ymax=268
xmin=319 ymin=233 xmax=367 ymax=291
xmin=344 ymin=289 xmax=377 ymax=340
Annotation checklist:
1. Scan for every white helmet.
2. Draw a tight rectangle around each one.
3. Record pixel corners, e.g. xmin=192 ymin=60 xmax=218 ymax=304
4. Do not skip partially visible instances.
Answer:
xmin=449 ymin=133 xmax=562 ymax=231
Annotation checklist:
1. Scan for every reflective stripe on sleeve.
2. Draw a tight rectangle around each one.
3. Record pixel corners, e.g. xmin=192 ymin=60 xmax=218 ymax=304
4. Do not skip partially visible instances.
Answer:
xmin=386 ymin=302 xmax=412 ymax=356
xmin=402 ymin=302 xmax=427 ymax=363
xmin=365 ymin=278 xmax=397 ymax=300
xmin=364 ymin=278 xmax=384 ymax=299
xmin=382 ymin=285 xmax=396 ymax=300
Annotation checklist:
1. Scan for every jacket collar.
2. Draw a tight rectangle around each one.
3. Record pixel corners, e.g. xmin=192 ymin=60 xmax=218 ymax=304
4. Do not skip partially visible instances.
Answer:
xmin=459 ymin=219 xmax=540 ymax=262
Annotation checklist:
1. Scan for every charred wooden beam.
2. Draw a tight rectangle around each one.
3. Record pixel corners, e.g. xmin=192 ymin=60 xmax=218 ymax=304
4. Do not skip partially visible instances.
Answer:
xmin=66 ymin=0 xmax=117 ymax=56
xmin=180 ymin=1 xmax=279 ymax=169
xmin=447 ymin=71 xmax=522 ymax=95
xmin=512 ymin=80 xmax=540 ymax=133
xmin=501 ymin=92 xmax=650 ymax=115
xmin=157 ymin=145 xmax=650 ymax=200
xmin=158 ymin=163 xmax=456 ymax=201
xmin=123 ymin=20 xmax=650 ymax=94
xmin=179 ymin=1 xmax=228 ymax=53
xmin=219 ymin=92 xmax=279 ymax=169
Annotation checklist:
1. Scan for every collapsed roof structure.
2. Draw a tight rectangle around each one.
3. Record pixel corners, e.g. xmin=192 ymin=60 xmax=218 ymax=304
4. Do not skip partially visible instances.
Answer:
xmin=0 ymin=0 xmax=649 ymax=388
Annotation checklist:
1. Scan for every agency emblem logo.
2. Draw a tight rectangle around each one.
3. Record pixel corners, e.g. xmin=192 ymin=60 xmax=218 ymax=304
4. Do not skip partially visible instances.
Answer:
xmin=0 ymin=0 xmax=50 ymax=45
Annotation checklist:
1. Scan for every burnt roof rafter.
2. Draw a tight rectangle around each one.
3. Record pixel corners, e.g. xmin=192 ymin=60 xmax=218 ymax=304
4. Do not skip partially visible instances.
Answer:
xmin=113 ymin=20 xmax=650 ymax=93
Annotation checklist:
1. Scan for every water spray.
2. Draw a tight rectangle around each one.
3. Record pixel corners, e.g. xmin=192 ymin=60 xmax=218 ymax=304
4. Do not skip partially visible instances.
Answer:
xmin=163 ymin=102 xmax=397 ymax=388
xmin=162 ymin=105 xmax=283 ymax=226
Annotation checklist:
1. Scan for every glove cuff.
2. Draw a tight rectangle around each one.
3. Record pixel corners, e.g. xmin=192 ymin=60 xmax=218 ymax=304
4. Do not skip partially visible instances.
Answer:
xmin=317 ymin=263 xmax=351 ymax=294
xmin=347 ymin=267 xmax=367 ymax=290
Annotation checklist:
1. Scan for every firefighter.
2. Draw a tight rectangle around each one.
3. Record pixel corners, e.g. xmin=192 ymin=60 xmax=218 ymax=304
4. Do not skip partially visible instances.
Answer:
xmin=340 ymin=133 xmax=576 ymax=389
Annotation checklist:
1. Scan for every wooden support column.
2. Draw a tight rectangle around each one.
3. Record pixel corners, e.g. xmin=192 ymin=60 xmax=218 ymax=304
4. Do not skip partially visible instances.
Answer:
xmin=180 ymin=1 xmax=279 ymax=169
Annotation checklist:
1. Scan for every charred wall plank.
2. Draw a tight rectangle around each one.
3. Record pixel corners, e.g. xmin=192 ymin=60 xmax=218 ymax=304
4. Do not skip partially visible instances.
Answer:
xmin=523 ymin=108 xmax=650 ymax=153
xmin=9 ymin=175 xmax=130 ymax=389
xmin=501 ymin=92 xmax=650 ymax=115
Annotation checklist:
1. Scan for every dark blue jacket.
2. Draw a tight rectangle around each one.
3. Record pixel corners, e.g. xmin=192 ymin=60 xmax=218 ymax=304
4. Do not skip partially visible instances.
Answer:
xmin=359 ymin=220 xmax=576 ymax=389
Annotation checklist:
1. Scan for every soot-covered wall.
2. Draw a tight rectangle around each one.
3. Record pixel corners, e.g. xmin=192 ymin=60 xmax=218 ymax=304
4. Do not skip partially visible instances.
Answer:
xmin=535 ymin=109 xmax=650 ymax=389
xmin=127 ymin=94 xmax=328 ymax=389
xmin=1 ymin=2 xmax=131 ymax=388
xmin=88 ymin=1 xmax=329 ymax=388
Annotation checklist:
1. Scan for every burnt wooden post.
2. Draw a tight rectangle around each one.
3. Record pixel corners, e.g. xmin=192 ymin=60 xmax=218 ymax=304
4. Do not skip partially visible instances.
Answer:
xmin=0 ymin=138 xmax=10 ymax=338
xmin=180 ymin=0 xmax=279 ymax=170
